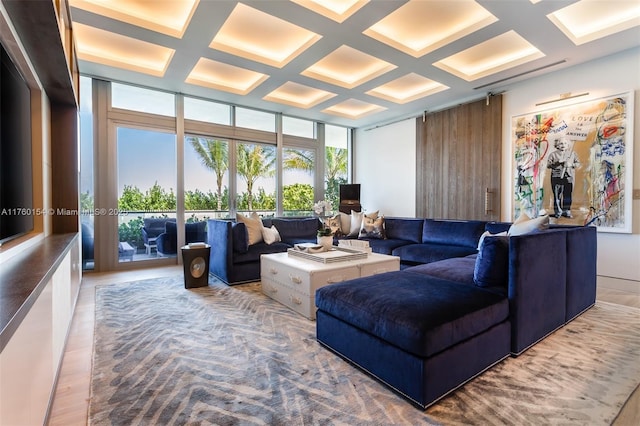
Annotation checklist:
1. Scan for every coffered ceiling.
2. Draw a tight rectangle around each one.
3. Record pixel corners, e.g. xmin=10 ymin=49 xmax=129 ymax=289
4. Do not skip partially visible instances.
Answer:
xmin=69 ymin=0 xmax=640 ymax=128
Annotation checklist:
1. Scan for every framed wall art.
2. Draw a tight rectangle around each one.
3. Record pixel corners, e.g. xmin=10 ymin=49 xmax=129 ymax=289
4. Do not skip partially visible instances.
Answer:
xmin=512 ymin=91 xmax=634 ymax=233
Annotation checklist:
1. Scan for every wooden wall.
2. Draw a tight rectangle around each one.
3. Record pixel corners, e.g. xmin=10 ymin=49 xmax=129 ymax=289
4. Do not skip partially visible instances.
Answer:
xmin=416 ymin=95 xmax=502 ymax=221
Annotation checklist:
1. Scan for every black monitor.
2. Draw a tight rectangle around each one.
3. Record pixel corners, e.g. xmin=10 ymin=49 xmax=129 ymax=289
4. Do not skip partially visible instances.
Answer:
xmin=339 ymin=184 xmax=360 ymax=202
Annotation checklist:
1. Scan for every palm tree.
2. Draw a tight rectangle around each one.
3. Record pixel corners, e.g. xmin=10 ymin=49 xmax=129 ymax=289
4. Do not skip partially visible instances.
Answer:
xmin=236 ymin=143 xmax=276 ymax=211
xmin=189 ymin=137 xmax=228 ymax=210
xmin=283 ymin=148 xmax=314 ymax=174
xmin=325 ymin=146 xmax=347 ymax=183
xmin=325 ymin=146 xmax=348 ymax=208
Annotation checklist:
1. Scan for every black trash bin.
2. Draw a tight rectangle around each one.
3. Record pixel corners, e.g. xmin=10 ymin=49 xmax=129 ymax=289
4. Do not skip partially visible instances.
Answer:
xmin=181 ymin=243 xmax=211 ymax=289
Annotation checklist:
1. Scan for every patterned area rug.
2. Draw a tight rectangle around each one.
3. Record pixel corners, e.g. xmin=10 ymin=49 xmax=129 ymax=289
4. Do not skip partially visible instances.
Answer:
xmin=89 ymin=276 xmax=640 ymax=425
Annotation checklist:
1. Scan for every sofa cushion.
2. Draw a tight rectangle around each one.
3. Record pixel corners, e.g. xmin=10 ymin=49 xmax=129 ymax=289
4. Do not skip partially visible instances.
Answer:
xmin=392 ymin=243 xmax=478 ymax=265
xmin=271 ymin=217 xmax=319 ymax=245
xmin=422 ymin=219 xmax=486 ymax=248
xmin=384 ymin=218 xmax=424 ymax=243
xmin=359 ymin=238 xmax=411 ymax=255
xmin=474 ymin=236 xmax=509 ymax=288
xmin=405 ymin=256 xmax=476 ymax=285
xmin=233 ymin=241 xmax=290 ymax=264
xmin=232 ymin=222 xmax=249 ymax=253
xmin=315 ymin=271 xmax=509 ymax=358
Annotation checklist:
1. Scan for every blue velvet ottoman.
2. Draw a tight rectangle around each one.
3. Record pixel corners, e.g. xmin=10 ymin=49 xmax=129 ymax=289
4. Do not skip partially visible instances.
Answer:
xmin=315 ymin=271 xmax=511 ymax=408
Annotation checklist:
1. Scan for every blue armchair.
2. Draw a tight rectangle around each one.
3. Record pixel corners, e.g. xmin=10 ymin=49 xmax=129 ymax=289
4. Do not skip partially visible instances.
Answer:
xmin=156 ymin=221 xmax=207 ymax=256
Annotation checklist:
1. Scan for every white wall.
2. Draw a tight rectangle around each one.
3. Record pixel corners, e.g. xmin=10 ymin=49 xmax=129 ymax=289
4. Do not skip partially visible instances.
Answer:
xmin=354 ymin=118 xmax=416 ymax=217
xmin=355 ymin=47 xmax=640 ymax=283
xmin=502 ymin=47 xmax=640 ymax=282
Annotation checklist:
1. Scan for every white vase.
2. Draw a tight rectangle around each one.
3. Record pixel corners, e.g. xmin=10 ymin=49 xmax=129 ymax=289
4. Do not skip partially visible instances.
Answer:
xmin=317 ymin=235 xmax=333 ymax=250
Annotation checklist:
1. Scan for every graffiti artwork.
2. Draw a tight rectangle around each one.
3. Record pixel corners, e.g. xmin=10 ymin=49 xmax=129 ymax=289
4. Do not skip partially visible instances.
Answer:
xmin=512 ymin=92 xmax=633 ymax=233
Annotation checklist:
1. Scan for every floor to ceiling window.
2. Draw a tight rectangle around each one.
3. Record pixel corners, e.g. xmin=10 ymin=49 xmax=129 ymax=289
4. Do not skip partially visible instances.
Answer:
xmin=324 ymin=124 xmax=350 ymax=209
xmin=236 ymin=141 xmax=276 ymax=216
xmin=282 ymin=116 xmax=317 ymax=216
xmin=79 ymin=76 xmax=94 ymax=270
xmin=88 ymin=79 xmax=352 ymax=271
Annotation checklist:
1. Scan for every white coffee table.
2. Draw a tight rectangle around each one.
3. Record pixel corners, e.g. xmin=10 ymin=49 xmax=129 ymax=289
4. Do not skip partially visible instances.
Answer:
xmin=261 ymin=250 xmax=400 ymax=320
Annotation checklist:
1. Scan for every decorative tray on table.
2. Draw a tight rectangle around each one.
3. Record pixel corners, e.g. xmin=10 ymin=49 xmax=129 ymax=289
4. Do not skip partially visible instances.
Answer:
xmin=287 ymin=244 xmax=368 ymax=263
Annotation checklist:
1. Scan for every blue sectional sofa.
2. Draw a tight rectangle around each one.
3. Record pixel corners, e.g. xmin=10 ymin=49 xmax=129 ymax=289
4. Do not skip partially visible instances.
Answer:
xmin=315 ymin=225 xmax=597 ymax=409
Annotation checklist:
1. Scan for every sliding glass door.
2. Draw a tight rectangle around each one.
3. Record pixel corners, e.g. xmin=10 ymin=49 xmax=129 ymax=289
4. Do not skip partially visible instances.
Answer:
xmin=116 ymin=126 xmax=176 ymax=262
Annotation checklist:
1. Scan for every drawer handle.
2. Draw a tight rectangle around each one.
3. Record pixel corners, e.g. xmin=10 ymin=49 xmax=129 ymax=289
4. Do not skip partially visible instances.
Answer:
xmin=269 ymin=268 xmax=278 ymax=275
xmin=290 ymin=295 xmax=302 ymax=305
xmin=268 ymin=286 xmax=277 ymax=294
xmin=327 ymin=275 xmax=346 ymax=283
xmin=290 ymin=275 xmax=303 ymax=284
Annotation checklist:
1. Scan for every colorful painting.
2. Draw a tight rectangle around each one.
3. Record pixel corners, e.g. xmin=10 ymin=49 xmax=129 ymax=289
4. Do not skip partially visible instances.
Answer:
xmin=512 ymin=92 xmax=634 ymax=233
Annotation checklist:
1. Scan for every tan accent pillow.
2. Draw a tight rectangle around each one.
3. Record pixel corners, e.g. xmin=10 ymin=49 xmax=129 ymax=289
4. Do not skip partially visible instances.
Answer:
xmin=262 ymin=225 xmax=281 ymax=245
xmin=359 ymin=215 xmax=385 ymax=239
xmin=236 ymin=212 xmax=264 ymax=245
xmin=323 ymin=214 xmax=343 ymax=236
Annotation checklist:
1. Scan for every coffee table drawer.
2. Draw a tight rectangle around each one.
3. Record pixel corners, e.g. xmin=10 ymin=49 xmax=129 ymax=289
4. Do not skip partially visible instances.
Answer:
xmin=359 ymin=258 xmax=400 ymax=277
xmin=262 ymin=278 xmax=315 ymax=319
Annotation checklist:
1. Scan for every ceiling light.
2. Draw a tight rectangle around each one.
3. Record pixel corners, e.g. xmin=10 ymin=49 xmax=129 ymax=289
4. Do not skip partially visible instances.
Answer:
xmin=366 ymin=73 xmax=449 ymax=104
xmin=263 ymin=82 xmax=337 ymax=108
xmin=291 ymin=0 xmax=369 ymax=23
xmin=433 ymin=31 xmax=545 ymax=81
xmin=69 ymin=0 xmax=198 ymax=38
xmin=74 ymin=23 xmax=175 ymax=77
xmin=363 ymin=0 xmax=497 ymax=57
xmin=185 ymin=58 xmax=268 ymax=95
xmin=547 ymin=0 xmax=640 ymax=45
xmin=322 ymin=99 xmax=386 ymax=120
xmin=209 ymin=3 xmax=322 ymax=68
xmin=302 ymin=45 xmax=396 ymax=89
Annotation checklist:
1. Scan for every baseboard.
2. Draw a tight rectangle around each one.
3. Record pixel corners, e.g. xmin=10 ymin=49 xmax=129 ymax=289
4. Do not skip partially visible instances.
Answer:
xmin=597 ymin=275 xmax=640 ymax=294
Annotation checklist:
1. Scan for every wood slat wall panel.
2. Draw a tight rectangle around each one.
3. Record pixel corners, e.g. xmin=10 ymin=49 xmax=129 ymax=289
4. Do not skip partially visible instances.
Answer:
xmin=416 ymin=95 xmax=502 ymax=220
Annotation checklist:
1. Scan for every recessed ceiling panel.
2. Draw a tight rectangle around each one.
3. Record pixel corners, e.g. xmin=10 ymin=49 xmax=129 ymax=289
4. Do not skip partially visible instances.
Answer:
xmin=366 ymin=73 xmax=449 ymax=104
xmin=74 ymin=23 xmax=175 ymax=77
xmin=263 ymin=82 xmax=337 ymax=108
xmin=433 ymin=30 xmax=545 ymax=81
xmin=185 ymin=58 xmax=268 ymax=95
xmin=363 ymin=0 xmax=497 ymax=58
xmin=322 ymin=98 xmax=386 ymax=120
xmin=302 ymin=45 xmax=397 ymax=89
xmin=291 ymin=0 xmax=369 ymax=23
xmin=209 ymin=3 xmax=322 ymax=68
xmin=547 ymin=0 xmax=640 ymax=45
xmin=69 ymin=0 xmax=198 ymax=38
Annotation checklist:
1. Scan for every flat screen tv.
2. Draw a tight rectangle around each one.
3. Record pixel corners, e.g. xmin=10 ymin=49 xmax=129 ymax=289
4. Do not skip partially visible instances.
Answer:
xmin=0 ymin=42 xmax=33 ymax=245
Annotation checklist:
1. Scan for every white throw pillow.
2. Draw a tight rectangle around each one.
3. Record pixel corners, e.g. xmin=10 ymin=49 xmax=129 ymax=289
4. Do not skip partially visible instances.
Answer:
xmin=508 ymin=214 xmax=549 ymax=236
xmin=338 ymin=212 xmax=351 ymax=235
xmin=262 ymin=225 xmax=281 ymax=245
xmin=348 ymin=211 xmax=365 ymax=236
xmin=236 ymin=212 xmax=264 ymax=245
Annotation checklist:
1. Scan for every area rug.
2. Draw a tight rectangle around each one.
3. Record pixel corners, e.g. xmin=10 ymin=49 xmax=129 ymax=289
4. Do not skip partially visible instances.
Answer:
xmin=89 ymin=276 xmax=640 ymax=425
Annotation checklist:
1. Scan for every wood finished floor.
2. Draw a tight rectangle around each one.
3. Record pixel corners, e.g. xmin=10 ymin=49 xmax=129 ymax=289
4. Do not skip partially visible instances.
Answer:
xmin=47 ymin=268 xmax=640 ymax=425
